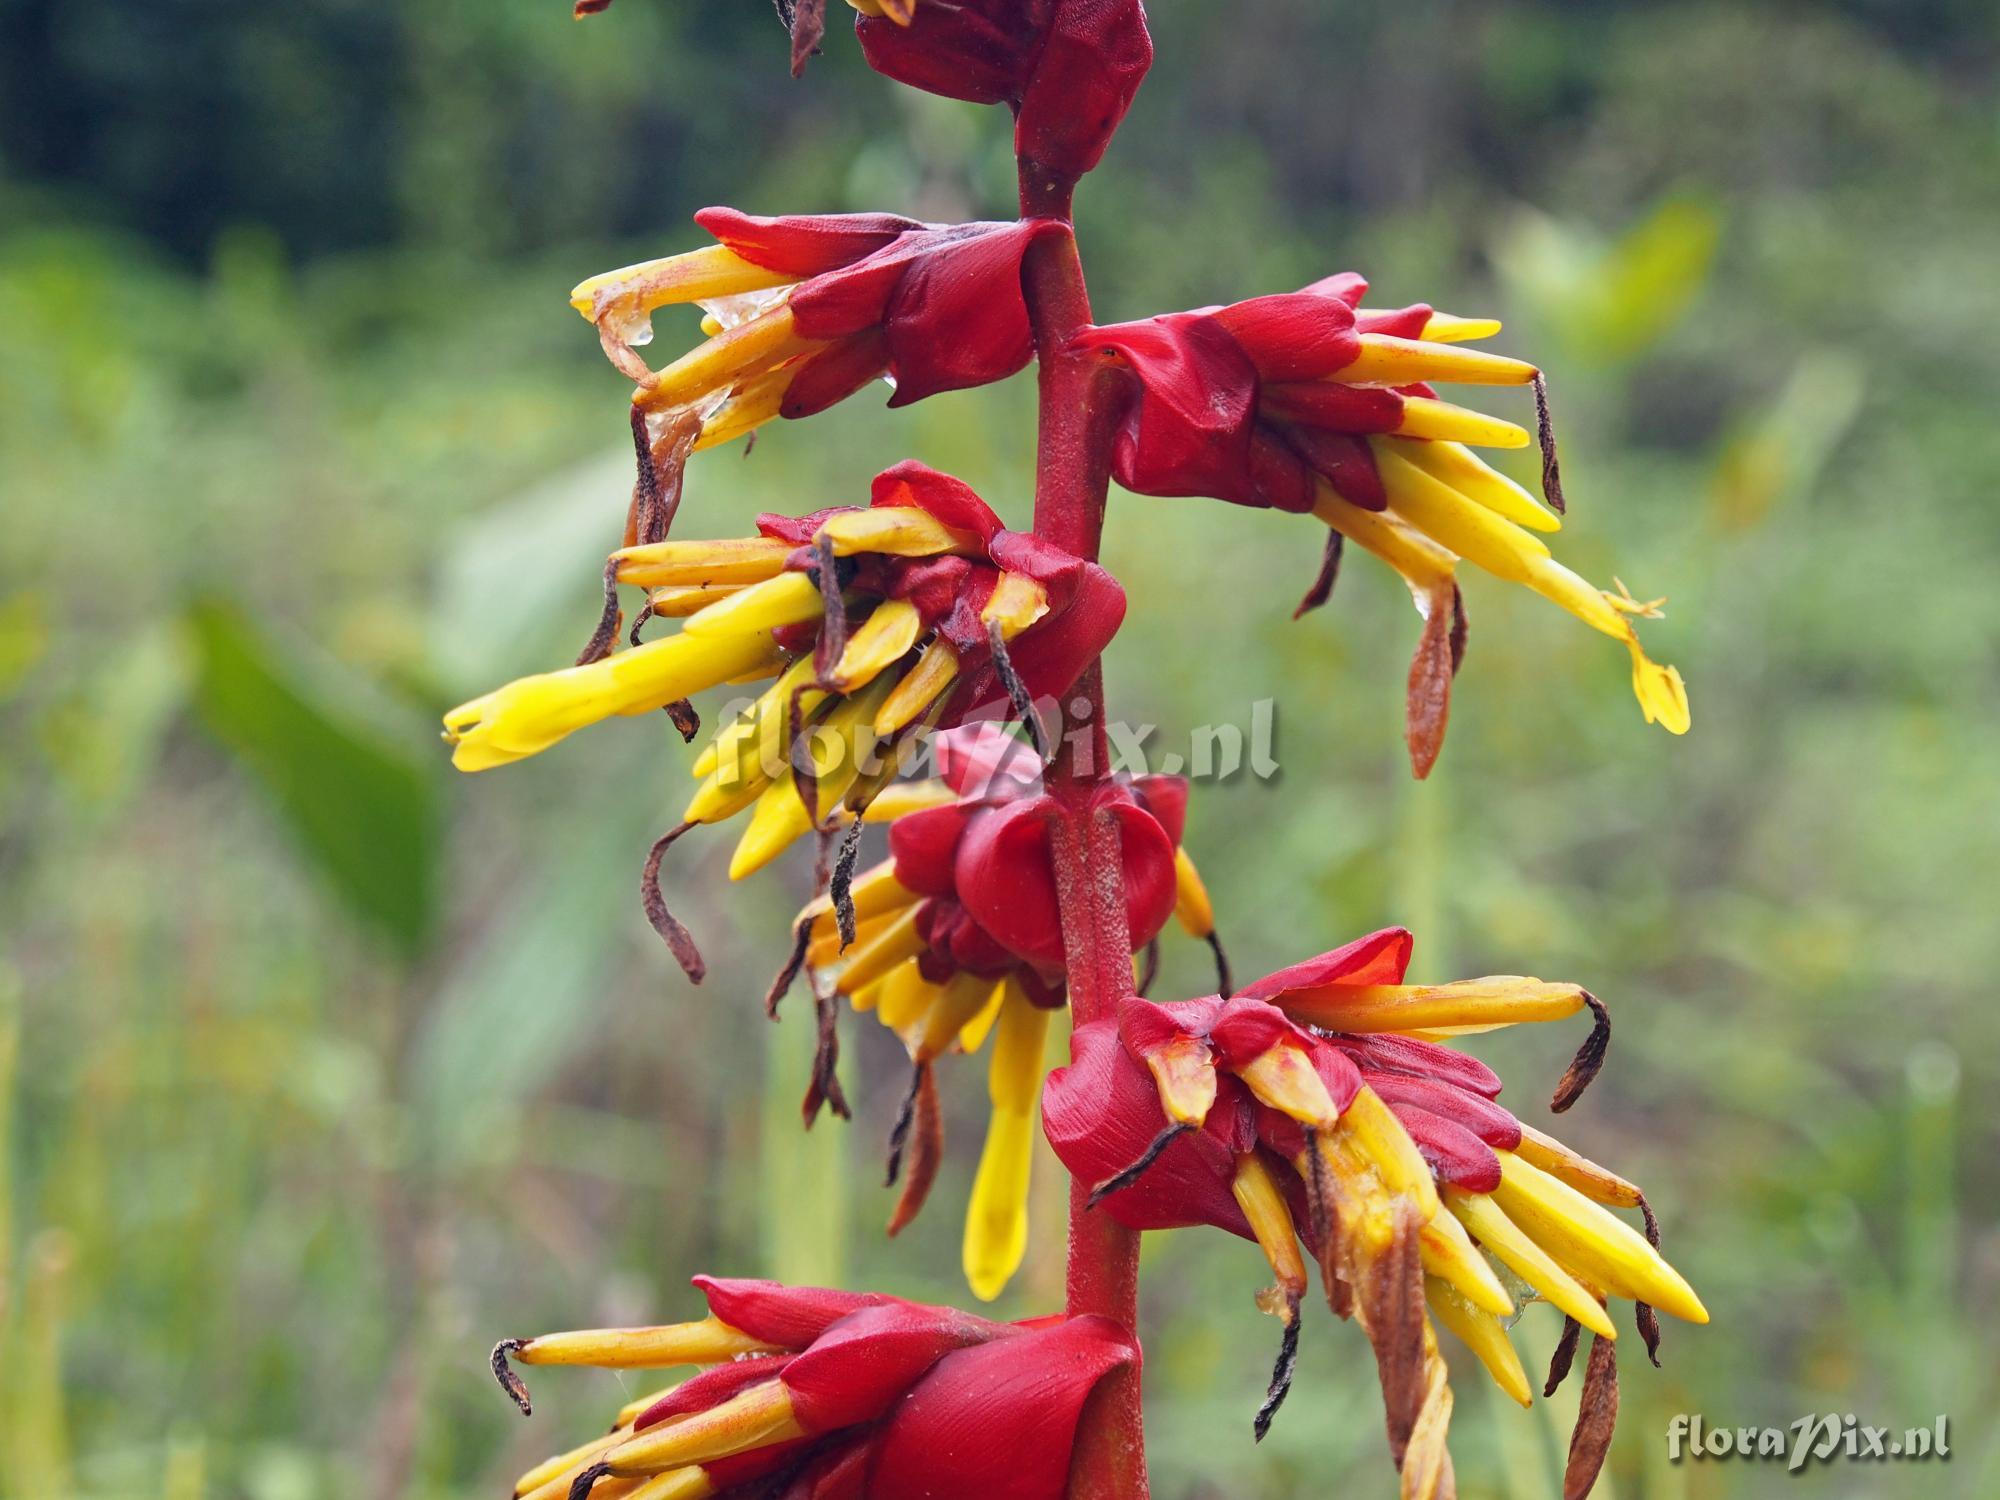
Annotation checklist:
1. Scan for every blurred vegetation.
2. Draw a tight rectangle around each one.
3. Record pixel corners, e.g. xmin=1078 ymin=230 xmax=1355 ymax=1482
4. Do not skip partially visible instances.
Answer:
xmin=3 ymin=1 xmax=1999 ymax=1497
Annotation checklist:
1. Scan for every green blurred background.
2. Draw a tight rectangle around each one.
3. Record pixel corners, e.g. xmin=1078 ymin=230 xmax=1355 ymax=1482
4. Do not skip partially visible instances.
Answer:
xmin=3 ymin=1 xmax=1997 ymax=1496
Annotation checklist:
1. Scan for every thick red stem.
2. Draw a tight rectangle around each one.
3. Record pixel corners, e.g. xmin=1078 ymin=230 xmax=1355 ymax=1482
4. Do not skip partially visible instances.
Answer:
xmin=1020 ymin=165 xmax=1150 ymax=1500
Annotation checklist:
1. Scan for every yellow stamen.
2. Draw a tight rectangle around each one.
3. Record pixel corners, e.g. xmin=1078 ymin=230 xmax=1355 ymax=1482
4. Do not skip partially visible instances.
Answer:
xmin=829 ymin=600 xmax=923 ymax=691
xmin=1444 ymin=1189 xmax=1616 ymax=1338
xmin=964 ymin=990 xmax=1052 ymax=1301
xmin=1142 ymin=1033 xmax=1218 ymax=1127
xmin=444 ymin=630 xmax=779 ymax=772
xmin=1273 ymin=976 xmax=1586 ymax=1034
xmin=832 ymin=907 xmax=929 ymax=997
xmin=1418 ymin=1204 xmax=1514 ymax=1318
xmin=1511 ymin=1123 xmax=1643 ymax=1208
xmin=511 ymin=1316 xmax=778 ymax=1370
xmin=598 ymin=1380 xmax=804 ymax=1479
xmin=681 ymin=570 xmax=825 ymax=639
xmin=1171 ymin=847 xmax=1215 ymax=939
xmin=1231 ymin=1153 xmax=1309 ymax=1308
xmin=570 ymin=245 xmax=797 ymax=323
xmin=874 ymin=637 xmax=960 ymax=736
xmin=1489 ymin=1152 xmax=1707 ymax=1324
xmin=1393 ymin=396 xmax=1531 ymax=449
xmin=817 ymin=506 xmax=983 ymax=559
xmin=1335 ymin=332 xmax=1538 ymax=388
xmin=633 ymin=304 xmax=820 ymax=413
xmin=615 ymin=537 xmax=795 ymax=590
xmin=980 ymin=572 xmax=1052 ymax=637
xmin=1425 ymin=1275 xmax=1531 ymax=1408
xmin=1386 ymin=437 xmax=1560 ymax=533
xmin=727 ymin=674 xmax=896 ymax=878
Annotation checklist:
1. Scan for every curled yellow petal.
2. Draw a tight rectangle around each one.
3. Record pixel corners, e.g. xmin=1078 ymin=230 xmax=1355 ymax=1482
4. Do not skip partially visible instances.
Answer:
xmin=857 ymin=777 xmax=959 ymax=822
xmin=727 ymin=673 xmax=896 ymax=878
xmin=694 ymin=365 xmax=793 ymax=451
xmin=980 ymin=571 xmax=1051 ymax=637
xmin=1142 ymin=1033 xmax=1217 ymax=1128
xmin=1237 ymin=1044 xmax=1339 ymax=1128
xmin=1425 ymin=1275 xmax=1531 ymax=1408
xmin=516 ymin=1430 xmax=627 ymax=1498
xmin=645 ymin=583 xmax=745 ymax=618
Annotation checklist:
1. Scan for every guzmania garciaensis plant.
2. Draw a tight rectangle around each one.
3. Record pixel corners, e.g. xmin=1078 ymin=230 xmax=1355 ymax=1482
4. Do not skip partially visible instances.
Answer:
xmin=446 ymin=4 xmax=1703 ymax=1497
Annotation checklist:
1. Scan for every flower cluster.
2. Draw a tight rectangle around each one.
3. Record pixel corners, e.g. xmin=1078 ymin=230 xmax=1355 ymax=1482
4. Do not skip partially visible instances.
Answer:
xmin=1044 ymin=927 xmax=1705 ymax=1496
xmin=493 ymin=1275 xmax=1136 ymax=1500
xmin=770 ymin=724 xmax=1222 ymax=1301
xmin=571 ymin=210 xmax=1063 ymax=450
xmin=1078 ymin=276 xmax=1689 ymax=774
xmin=443 ymin=463 xmax=1121 ymax=976
xmin=460 ymin=6 xmax=1709 ymax=1499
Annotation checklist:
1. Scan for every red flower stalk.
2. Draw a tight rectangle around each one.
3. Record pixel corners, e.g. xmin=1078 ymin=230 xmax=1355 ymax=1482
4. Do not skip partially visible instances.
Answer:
xmin=444 ymin=463 xmax=1125 ymax=978
xmin=768 ymin=723 xmax=1223 ymax=1300
xmin=1075 ymin=276 xmax=1688 ymax=774
xmin=493 ymin=1275 xmax=1138 ymax=1500
xmin=1042 ymin=928 xmax=1705 ymax=1499
xmin=570 ymin=210 xmax=1066 ymax=448
xmin=848 ymin=0 xmax=1152 ymax=184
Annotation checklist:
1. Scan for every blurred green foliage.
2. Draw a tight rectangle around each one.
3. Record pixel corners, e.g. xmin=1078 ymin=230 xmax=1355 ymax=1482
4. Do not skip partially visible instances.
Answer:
xmin=3 ymin=2 xmax=1998 ymax=1497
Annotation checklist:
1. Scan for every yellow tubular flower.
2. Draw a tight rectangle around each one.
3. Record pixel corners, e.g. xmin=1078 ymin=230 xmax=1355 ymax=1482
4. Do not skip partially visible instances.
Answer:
xmin=963 ymin=986 xmax=1053 ymax=1301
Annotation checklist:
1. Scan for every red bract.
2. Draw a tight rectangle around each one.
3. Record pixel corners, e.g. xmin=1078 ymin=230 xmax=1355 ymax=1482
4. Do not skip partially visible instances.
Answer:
xmin=775 ymin=722 xmax=1221 ymax=1300
xmin=1073 ymin=274 xmax=1541 ymax=514
xmin=571 ymin=212 xmax=1067 ymax=448
xmin=889 ymin=723 xmax=1182 ymax=968
xmin=853 ymin=0 xmax=1153 ymax=182
xmin=496 ymin=1277 xmax=1138 ymax=1500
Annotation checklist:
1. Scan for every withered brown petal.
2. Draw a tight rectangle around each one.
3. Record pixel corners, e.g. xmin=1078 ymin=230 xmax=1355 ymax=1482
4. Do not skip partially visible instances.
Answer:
xmin=1369 ymin=1203 xmax=1429 ymax=1464
xmin=1561 ymin=1334 xmax=1620 ymax=1500
xmin=885 ymin=1061 xmax=942 ymax=1235
xmin=1550 ymin=992 xmax=1610 ymax=1113
xmin=1533 ymin=371 xmax=1567 ymax=516
xmin=1293 ymin=530 xmax=1345 ymax=619
xmin=641 ymin=822 xmax=706 ymax=983
xmin=1405 ymin=586 xmax=1457 ymax=780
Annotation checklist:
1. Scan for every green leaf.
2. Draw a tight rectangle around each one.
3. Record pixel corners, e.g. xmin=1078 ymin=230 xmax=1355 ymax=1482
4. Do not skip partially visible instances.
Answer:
xmin=184 ymin=598 xmax=441 ymax=959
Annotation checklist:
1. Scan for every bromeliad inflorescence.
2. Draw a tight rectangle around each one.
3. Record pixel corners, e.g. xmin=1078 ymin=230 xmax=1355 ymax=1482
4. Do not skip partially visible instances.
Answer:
xmin=448 ymin=4 xmax=1707 ymax=1498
